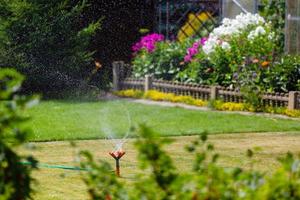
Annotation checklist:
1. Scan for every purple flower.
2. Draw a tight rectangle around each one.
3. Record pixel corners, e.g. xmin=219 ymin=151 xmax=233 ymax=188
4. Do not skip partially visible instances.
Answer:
xmin=192 ymin=41 xmax=201 ymax=49
xmin=200 ymin=37 xmax=208 ymax=45
xmin=188 ymin=47 xmax=198 ymax=56
xmin=252 ymin=72 xmax=258 ymax=79
xmin=184 ymin=37 xmax=207 ymax=63
xmin=184 ymin=55 xmax=192 ymax=62
xmin=132 ymin=33 xmax=165 ymax=53
xmin=233 ymin=72 xmax=239 ymax=79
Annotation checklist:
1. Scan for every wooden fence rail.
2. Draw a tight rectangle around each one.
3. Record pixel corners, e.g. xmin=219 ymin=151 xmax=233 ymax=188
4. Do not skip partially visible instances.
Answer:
xmin=112 ymin=61 xmax=300 ymax=110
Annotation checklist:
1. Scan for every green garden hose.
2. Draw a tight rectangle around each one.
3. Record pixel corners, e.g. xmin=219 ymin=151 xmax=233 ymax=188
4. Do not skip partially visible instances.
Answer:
xmin=20 ymin=161 xmax=87 ymax=171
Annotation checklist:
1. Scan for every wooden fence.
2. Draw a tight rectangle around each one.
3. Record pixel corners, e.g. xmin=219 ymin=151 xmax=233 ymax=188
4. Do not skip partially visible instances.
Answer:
xmin=112 ymin=61 xmax=300 ymax=110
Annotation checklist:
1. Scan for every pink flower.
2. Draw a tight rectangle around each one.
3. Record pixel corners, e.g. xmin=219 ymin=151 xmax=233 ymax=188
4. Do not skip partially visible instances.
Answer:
xmin=184 ymin=55 xmax=192 ymax=62
xmin=184 ymin=37 xmax=207 ymax=63
xmin=132 ymin=33 xmax=165 ymax=53
xmin=188 ymin=47 xmax=198 ymax=56
xmin=200 ymin=37 xmax=208 ymax=45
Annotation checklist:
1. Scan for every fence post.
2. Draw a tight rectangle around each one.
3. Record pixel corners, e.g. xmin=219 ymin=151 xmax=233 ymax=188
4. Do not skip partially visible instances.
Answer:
xmin=112 ymin=61 xmax=124 ymax=91
xmin=210 ymin=86 xmax=218 ymax=101
xmin=288 ymin=91 xmax=298 ymax=110
xmin=144 ymin=75 xmax=153 ymax=92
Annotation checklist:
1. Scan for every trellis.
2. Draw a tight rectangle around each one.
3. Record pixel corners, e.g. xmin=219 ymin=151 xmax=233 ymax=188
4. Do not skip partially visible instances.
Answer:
xmin=156 ymin=0 xmax=221 ymax=40
xmin=155 ymin=0 xmax=262 ymax=41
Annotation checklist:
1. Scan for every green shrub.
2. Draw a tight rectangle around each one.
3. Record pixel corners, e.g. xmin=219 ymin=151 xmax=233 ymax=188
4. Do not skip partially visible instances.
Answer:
xmin=0 ymin=0 xmax=100 ymax=94
xmin=0 ymin=68 xmax=38 ymax=200
xmin=260 ymin=0 xmax=286 ymax=54
xmin=265 ymin=55 xmax=300 ymax=92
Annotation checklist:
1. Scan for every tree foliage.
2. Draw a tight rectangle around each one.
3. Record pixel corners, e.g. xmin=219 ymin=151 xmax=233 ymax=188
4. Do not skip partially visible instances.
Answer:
xmin=0 ymin=0 xmax=100 ymax=94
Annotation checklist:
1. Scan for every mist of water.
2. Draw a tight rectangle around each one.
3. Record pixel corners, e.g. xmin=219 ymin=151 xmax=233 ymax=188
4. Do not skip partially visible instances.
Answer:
xmin=99 ymin=101 xmax=133 ymax=152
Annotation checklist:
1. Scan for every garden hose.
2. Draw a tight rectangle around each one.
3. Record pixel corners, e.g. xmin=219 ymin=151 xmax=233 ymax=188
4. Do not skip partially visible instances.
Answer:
xmin=20 ymin=161 xmax=87 ymax=171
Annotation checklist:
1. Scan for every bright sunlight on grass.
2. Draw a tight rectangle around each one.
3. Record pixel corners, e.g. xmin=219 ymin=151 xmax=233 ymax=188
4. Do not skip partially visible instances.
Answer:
xmin=25 ymin=100 xmax=300 ymax=142
xmin=22 ymin=133 xmax=300 ymax=200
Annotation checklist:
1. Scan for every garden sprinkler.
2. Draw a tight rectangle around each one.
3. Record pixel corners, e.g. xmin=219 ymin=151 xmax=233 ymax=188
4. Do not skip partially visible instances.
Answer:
xmin=109 ymin=149 xmax=125 ymax=177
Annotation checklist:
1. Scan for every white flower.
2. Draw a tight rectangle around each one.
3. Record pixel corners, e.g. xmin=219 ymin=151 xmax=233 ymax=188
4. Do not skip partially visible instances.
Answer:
xmin=247 ymin=26 xmax=266 ymax=40
xmin=202 ymin=12 xmax=267 ymax=55
xmin=247 ymin=31 xmax=255 ymax=40
xmin=202 ymin=36 xmax=219 ymax=54
xmin=254 ymin=26 xmax=266 ymax=35
xmin=221 ymin=42 xmax=231 ymax=50
xmin=268 ymin=32 xmax=275 ymax=40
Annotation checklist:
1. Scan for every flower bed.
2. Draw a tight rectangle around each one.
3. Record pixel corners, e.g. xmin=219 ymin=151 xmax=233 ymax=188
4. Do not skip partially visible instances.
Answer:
xmin=115 ymin=89 xmax=206 ymax=107
xmin=130 ymin=13 xmax=300 ymax=111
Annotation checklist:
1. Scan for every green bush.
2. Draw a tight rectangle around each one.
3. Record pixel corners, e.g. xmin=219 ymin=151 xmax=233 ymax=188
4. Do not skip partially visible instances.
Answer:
xmin=0 ymin=68 xmax=38 ymax=200
xmin=265 ymin=55 xmax=300 ymax=92
xmin=81 ymin=125 xmax=300 ymax=200
xmin=0 ymin=0 xmax=100 ymax=94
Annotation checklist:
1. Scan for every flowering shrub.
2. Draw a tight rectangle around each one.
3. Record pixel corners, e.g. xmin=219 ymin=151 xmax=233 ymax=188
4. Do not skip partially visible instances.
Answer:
xmin=130 ymin=13 xmax=298 ymax=112
xmin=145 ymin=90 xmax=206 ymax=106
xmin=143 ymin=90 xmax=176 ymax=101
xmin=199 ymin=13 xmax=275 ymax=110
xmin=202 ymin=13 xmax=268 ymax=55
xmin=114 ymin=89 xmax=144 ymax=98
xmin=115 ymin=89 xmax=206 ymax=107
xmin=210 ymin=100 xmax=300 ymax=118
xmin=284 ymin=109 xmax=300 ymax=118
xmin=184 ymin=38 xmax=207 ymax=63
xmin=132 ymin=38 xmax=193 ymax=80
xmin=132 ymin=33 xmax=165 ymax=53
xmin=213 ymin=101 xmax=245 ymax=111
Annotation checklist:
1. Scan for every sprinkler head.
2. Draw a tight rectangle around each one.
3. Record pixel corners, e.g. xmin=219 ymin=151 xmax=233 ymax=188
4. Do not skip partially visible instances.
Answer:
xmin=109 ymin=150 xmax=125 ymax=160
xmin=109 ymin=150 xmax=125 ymax=177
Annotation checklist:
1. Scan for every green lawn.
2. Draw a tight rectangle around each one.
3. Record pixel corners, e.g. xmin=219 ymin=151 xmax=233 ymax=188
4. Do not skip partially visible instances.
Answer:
xmin=25 ymin=100 xmax=300 ymax=141
xmin=23 ymin=133 xmax=300 ymax=200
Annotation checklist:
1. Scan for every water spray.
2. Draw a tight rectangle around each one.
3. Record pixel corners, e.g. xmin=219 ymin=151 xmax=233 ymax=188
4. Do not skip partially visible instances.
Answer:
xmin=109 ymin=149 xmax=125 ymax=177
xmin=101 ymin=102 xmax=132 ymax=177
